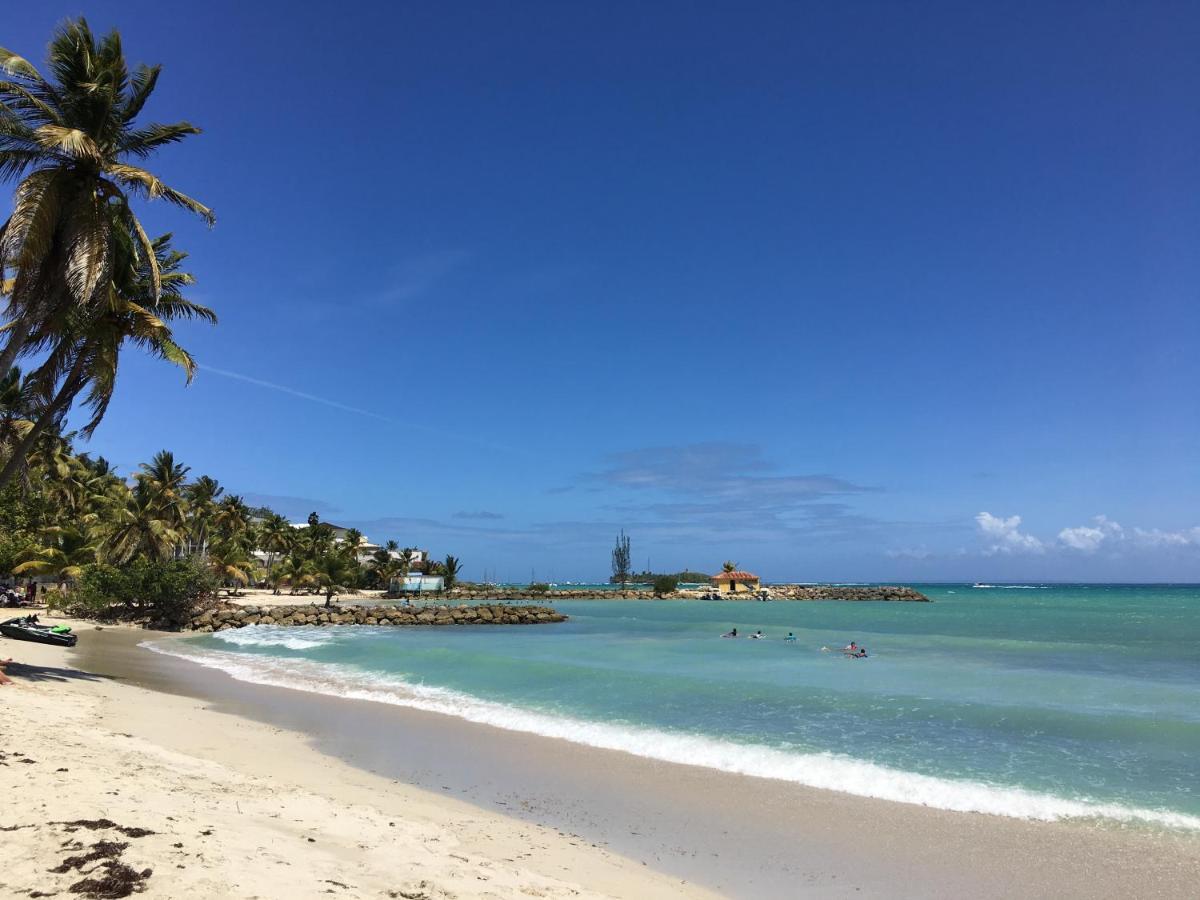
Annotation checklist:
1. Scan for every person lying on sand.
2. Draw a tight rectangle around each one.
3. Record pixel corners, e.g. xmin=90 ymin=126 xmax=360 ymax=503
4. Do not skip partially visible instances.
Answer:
xmin=0 ymin=659 xmax=13 ymax=686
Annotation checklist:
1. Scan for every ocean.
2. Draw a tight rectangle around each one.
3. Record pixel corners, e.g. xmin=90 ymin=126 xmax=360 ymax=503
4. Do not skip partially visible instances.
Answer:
xmin=147 ymin=584 xmax=1200 ymax=830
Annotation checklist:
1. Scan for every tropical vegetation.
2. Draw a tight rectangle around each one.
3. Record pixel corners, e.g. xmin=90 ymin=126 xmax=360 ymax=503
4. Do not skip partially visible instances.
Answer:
xmin=0 ymin=424 xmax=458 ymax=618
xmin=0 ymin=21 xmax=458 ymax=620
xmin=0 ymin=18 xmax=215 ymax=489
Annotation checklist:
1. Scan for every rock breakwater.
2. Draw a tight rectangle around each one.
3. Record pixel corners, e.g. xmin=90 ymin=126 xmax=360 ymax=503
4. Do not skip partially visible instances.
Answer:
xmin=762 ymin=585 xmax=929 ymax=602
xmin=433 ymin=585 xmax=930 ymax=602
xmin=185 ymin=602 xmax=568 ymax=632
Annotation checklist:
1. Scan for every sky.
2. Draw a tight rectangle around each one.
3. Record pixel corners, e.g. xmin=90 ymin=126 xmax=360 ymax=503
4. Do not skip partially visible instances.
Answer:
xmin=6 ymin=1 xmax=1200 ymax=582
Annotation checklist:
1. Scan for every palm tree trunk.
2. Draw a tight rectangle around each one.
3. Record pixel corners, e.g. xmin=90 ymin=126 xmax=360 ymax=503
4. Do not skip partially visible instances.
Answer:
xmin=0 ymin=350 xmax=89 ymax=491
xmin=0 ymin=317 xmax=34 ymax=383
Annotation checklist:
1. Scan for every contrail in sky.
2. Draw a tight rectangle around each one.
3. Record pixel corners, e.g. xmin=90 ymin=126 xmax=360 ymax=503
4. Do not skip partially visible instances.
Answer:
xmin=200 ymin=364 xmax=395 ymax=423
xmin=198 ymin=364 xmax=528 ymax=458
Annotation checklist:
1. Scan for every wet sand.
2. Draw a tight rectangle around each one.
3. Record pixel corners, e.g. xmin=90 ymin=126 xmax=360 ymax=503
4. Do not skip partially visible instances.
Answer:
xmin=75 ymin=627 xmax=1200 ymax=899
xmin=3 ymin=622 xmax=709 ymax=900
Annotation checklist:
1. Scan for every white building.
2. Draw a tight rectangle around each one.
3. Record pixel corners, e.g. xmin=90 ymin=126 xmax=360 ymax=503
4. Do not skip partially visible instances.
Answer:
xmin=284 ymin=524 xmax=427 ymax=566
xmin=389 ymin=574 xmax=444 ymax=593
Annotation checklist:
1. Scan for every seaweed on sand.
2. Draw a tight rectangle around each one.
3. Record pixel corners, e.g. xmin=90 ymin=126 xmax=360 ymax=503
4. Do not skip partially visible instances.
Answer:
xmin=68 ymin=861 xmax=152 ymax=898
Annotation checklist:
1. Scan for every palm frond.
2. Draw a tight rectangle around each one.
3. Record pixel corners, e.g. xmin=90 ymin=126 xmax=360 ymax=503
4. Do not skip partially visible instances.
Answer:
xmin=120 ymin=64 xmax=160 ymax=123
xmin=120 ymin=121 xmax=201 ymax=158
xmin=105 ymin=163 xmax=215 ymax=225
xmin=33 ymin=124 xmax=103 ymax=163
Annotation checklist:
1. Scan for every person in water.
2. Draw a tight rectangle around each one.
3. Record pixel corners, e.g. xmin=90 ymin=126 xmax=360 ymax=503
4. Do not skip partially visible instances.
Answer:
xmin=722 ymin=627 xmax=738 ymax=638
xmin=784 ymin=632 xmax=796 ymax=643
xmin=749 ymin=630 xmax=765 ymax=639
xmin=842 ymin=641 xmax=858 ymax=654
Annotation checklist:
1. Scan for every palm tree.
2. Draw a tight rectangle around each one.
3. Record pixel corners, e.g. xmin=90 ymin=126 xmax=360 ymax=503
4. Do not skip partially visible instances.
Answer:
xmin=722 ymin=560 xmax=738 ymax=574
xmin=0 ymin=231 xmax=216 ymax=490
xmin=13 ymin=524 xmax=95 ymax=589
xmin=63 ymin=232 xmax=215 ymax=436
xmin=340 ymin=527 xmax=364 ymax=561
xmin=257 ymin=512 xmax=294 ymax=590
xmin=134 ymin=450 xmax=189 ymax=544
xmin=0 ymin=18 xmax=213 ymax=384
xmin=442 ymin=555 xmax=462 ymax=590
xmin=207 ymin=540 xmax=256 ymax=596
xmin=272 ymin=555 xmax=314 ymax=595
xmin=311 ymin=552 xmax=358 ymax=606
xmin=184 ymin=475 xmax=223 ymax=556
xmin=0 ymin=365 xmax=32 ymax=455
xmin=101 ymin=487 xmax=181 ymax=563
xmin=213 ymin=494 xmax=250 ymax=538
xmin=368 ymin=549 xmax=401 ymax=591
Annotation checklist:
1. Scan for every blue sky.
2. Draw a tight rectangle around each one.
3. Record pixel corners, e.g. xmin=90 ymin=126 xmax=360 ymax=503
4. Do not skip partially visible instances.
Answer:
xmin=7 ymin=1 xmax=1200 ymax=581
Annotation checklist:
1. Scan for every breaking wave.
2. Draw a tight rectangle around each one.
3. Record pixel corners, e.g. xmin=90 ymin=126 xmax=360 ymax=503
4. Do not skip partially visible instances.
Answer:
xmin=142 ymin=637 xmax=1200 ymax=832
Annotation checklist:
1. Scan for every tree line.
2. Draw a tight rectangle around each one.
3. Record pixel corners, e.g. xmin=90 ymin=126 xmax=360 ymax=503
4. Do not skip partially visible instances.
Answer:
xmin=0 ymin=20 xmax=471 ymax=618
xmin=0 ymin=430 xmax=461 ymax=612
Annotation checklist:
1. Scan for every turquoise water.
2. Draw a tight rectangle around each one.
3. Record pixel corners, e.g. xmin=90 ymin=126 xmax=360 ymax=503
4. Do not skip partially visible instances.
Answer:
xmin=151 ymin=584 xmax=1200 ymax=829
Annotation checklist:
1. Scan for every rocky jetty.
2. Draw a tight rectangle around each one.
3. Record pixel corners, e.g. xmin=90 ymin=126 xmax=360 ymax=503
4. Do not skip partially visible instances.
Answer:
xmin=427 ymin=585 xmax=930 ymax=602
xmin=758 ymin=585 xmax=929 ymax=602
xmin=184 ymin=602 xmax=568 ymax=632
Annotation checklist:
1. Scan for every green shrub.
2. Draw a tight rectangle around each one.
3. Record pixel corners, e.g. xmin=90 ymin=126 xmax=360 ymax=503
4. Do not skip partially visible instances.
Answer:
xmin=71 ymin=558 xmax=218 ymax=626
xmin=527 ymin=582 xmax=551 ymax=594
xmin=653 ymin=575 xmax=679 ymax=596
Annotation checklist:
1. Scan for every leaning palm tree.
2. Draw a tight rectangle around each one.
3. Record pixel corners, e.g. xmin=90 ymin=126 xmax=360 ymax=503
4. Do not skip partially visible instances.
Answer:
xmin=0 ymin=231 xmax=216 ymax=489
xmin=0 ymin=18 xmax=213 ymax=387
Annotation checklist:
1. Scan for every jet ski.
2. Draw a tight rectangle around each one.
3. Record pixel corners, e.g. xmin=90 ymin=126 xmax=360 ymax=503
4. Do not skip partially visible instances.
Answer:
xmin=0 ymin=615 xmax=77 ymax=647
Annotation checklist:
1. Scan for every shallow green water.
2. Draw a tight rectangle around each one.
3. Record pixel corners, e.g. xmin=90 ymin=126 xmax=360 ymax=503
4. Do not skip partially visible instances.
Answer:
xmin=155 ymin=584 xmax=1200 ymax=828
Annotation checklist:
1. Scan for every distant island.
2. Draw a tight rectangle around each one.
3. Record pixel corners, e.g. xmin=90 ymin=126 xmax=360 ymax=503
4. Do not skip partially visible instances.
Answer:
xmin=610 ymin=571 xmax=713 ymax=585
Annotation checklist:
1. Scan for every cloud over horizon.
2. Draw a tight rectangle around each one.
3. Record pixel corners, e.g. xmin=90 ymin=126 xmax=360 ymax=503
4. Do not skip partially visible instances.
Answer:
xmin=976 ymin=512 xmax=1046 ymax=555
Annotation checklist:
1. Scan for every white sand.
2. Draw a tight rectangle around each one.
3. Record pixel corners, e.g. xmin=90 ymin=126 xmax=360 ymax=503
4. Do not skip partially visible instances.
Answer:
xmin=0 ymin=623 xmax=711 ymax=899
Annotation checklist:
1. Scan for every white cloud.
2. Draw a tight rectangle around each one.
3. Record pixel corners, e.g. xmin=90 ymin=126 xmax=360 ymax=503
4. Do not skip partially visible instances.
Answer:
xmin=1058 ymin=515 xmax=1124 ymax=553
xmin=976 ymin=512 xmax=1044 ymax=555
xmin=1133 ymin=526 xmax=1200 ymax=548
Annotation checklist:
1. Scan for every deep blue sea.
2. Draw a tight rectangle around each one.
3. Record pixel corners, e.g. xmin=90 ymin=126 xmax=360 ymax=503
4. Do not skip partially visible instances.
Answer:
xmin=149 ymin=584 xmax=1200 ymax=829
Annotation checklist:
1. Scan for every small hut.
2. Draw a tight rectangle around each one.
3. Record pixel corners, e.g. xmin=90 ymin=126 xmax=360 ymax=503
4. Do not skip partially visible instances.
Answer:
xmin=711 ymin=570 xmax=761 ymax=594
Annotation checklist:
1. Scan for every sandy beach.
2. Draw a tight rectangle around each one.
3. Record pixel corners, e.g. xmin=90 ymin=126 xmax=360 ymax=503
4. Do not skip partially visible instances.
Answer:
xmin=0 ymin=620 xmax=710 ymax=900
xmin=1 ymin=618 xmax=1197 ymax=899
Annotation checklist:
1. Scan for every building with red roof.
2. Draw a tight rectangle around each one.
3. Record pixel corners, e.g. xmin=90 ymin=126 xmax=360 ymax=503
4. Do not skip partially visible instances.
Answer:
xmin=711 ymin=570 xmax=761 ymax=594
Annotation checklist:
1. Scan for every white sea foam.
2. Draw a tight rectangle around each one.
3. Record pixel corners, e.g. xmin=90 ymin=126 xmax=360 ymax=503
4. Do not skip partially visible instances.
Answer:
xmin=141 ymin=639 xmax=1200 ymax=832
xmin=209 ymin=625 xmax=338 ymax=652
